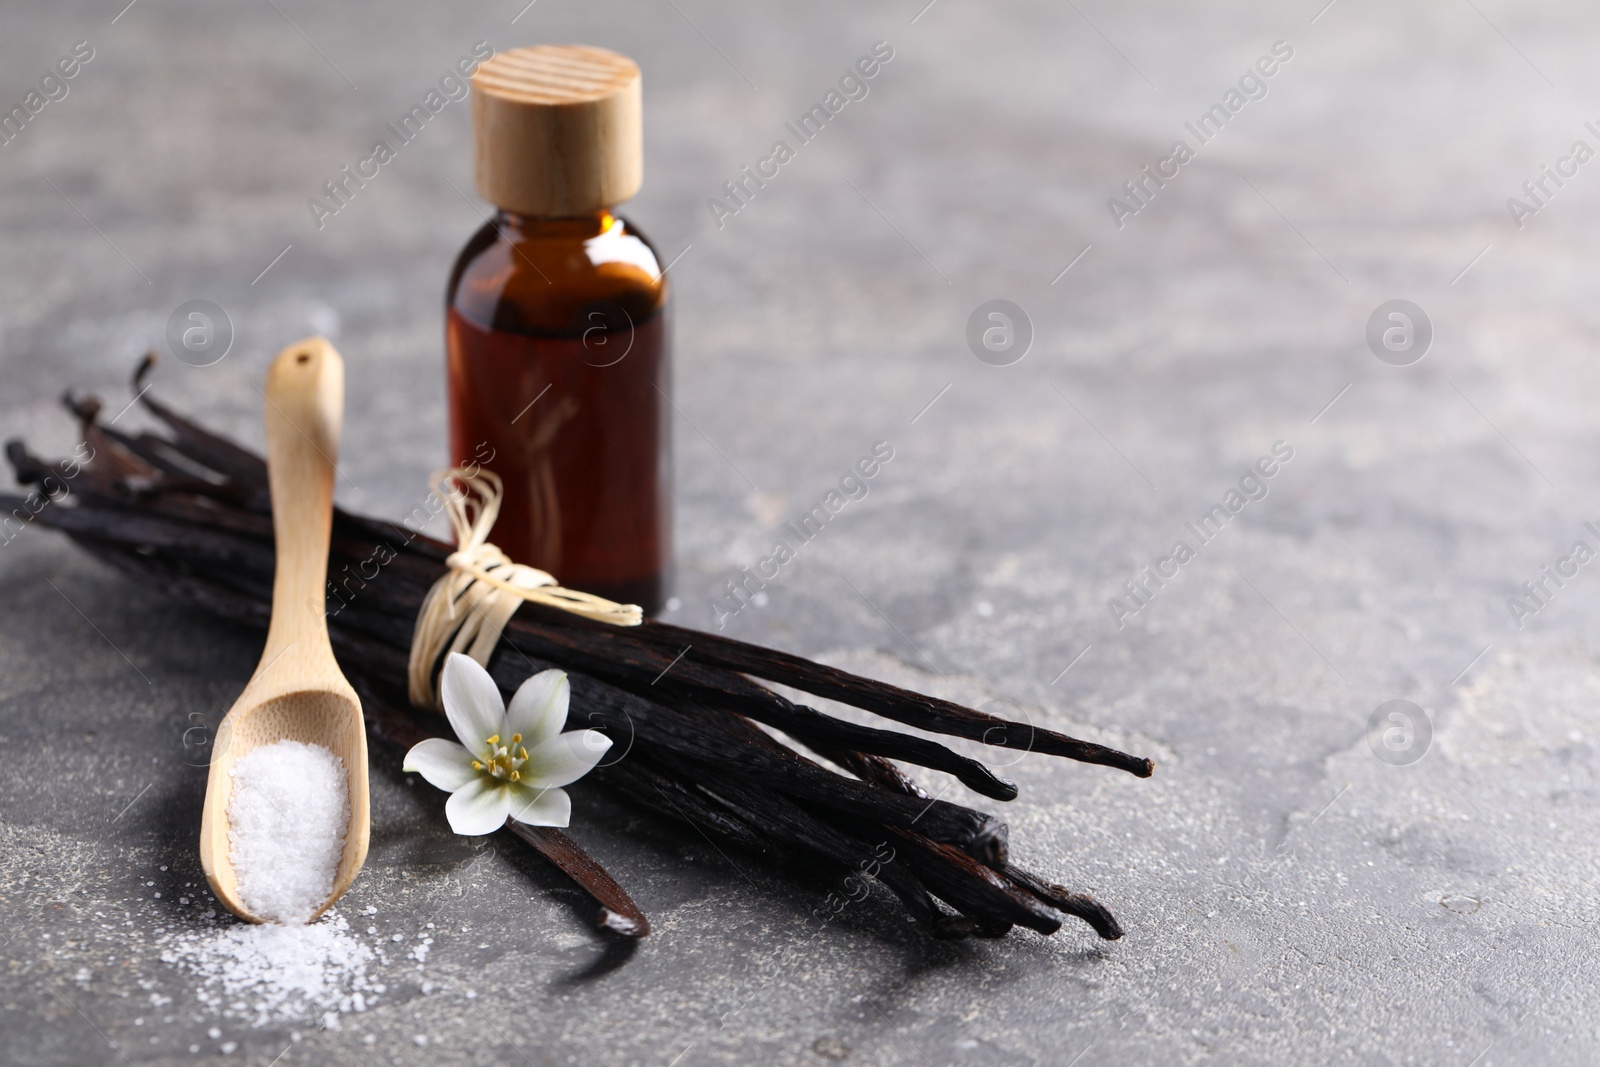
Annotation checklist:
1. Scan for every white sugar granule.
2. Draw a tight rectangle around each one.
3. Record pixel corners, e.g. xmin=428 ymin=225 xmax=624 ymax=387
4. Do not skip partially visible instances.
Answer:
xmin=227 ymin=739 xmax=349 ymax=924
xmin=159 ymin=911 xmax=381 ymax=1027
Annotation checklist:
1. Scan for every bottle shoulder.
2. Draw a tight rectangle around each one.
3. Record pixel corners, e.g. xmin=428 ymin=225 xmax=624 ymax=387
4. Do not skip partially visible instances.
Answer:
xmin=447 ymin=212 xmax=667 ymax=336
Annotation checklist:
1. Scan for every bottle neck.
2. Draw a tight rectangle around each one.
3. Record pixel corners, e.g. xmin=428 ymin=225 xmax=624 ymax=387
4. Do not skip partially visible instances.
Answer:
xmin=493 ymin=208 xmax=617 ymax=238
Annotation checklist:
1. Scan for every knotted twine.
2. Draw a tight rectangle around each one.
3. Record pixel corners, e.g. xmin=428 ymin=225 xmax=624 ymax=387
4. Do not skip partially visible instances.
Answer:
xmin=406 ymin=468 xmax=641 ymax=711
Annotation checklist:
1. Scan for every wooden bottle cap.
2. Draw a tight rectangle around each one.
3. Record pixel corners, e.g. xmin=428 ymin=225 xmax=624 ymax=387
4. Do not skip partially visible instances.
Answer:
xmin=471 ymin=45 xmax=642 ymax=216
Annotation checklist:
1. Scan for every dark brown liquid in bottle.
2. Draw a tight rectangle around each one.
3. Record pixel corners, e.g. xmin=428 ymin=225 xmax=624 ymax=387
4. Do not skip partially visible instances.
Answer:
xmin=446 ymin=211 xmax=670 ymax=613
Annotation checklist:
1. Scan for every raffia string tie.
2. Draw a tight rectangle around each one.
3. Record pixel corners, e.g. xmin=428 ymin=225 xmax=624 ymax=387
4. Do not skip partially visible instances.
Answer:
xmin=407 ymin=467 xmax=641 ymax=711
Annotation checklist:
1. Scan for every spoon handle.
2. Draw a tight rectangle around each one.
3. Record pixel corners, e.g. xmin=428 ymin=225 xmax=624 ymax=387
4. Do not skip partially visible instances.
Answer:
xmin=258 ymin=336 xmax=345 ymax=681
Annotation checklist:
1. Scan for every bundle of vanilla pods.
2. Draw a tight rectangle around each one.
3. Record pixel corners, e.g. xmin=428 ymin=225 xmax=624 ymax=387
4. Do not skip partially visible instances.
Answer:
xmin=1 ymin=359 xmax=1152 ymax=942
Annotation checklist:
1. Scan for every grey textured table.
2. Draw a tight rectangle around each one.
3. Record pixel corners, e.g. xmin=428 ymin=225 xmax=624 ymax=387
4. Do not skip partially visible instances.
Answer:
xmin=4 ymin=1 xmax=1599 ymax=1064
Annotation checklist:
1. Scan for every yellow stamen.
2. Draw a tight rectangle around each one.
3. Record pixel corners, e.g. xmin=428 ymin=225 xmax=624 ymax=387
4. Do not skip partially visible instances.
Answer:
xmin=511 ymin=733 xmax=522 ymax=744
xmin=477 ymin=735 xmax=525 ymax=782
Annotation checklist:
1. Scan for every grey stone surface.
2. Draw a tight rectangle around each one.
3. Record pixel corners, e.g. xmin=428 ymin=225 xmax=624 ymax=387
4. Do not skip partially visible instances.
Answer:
xmin=3 ymin=0 xmax=1599 ymax=1063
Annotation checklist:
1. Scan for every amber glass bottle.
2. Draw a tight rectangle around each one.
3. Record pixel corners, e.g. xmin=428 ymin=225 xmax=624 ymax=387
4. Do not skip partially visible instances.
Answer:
xmin=450 ymin=45 xmax=670 ymax=613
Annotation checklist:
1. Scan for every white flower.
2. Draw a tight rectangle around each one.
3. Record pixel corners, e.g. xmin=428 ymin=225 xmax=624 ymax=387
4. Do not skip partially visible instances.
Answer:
xmin=402 ymin=653 xmax=612 ymax=835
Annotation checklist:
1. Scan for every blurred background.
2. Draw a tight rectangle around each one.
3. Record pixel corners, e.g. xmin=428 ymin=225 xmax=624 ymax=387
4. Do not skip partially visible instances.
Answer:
xmin=3 ymin=1 xmax=1600 ymax=1064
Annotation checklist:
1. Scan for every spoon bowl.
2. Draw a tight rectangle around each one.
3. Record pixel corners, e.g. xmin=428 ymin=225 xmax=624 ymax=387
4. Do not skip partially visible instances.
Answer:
xmin=199 ymin=336 xmax=370 ymax=924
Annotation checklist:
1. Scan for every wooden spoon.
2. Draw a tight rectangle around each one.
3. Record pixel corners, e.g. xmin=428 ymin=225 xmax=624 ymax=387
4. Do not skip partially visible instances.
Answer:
xmin=199 ymin=336 xmax=370 ymax=924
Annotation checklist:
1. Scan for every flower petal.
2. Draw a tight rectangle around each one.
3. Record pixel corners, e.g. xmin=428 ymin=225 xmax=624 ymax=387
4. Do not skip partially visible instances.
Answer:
xmin=441 ymin=652 xmax=505 ymax=749
xmin=505 ymin=782 xmax=571 ymax=828
xmin=505 ymin=669 xmax=569 ymax=748
xmin=522 ymin=729 xmax=612 ymax=787
xmin=443 ymin=776 xmax=513 ymax=836
xmin=401 ymin=738 xmax=478 ymax=792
